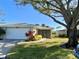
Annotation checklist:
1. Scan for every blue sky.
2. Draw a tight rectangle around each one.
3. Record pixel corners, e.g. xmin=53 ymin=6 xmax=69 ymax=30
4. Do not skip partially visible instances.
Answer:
xmin=0 ymin=0 xmax=65 ymax=30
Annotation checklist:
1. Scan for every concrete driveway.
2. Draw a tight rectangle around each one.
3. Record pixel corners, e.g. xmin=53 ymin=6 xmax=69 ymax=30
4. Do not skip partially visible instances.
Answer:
xmin=0 ymin=39 xmax=22 ymax=59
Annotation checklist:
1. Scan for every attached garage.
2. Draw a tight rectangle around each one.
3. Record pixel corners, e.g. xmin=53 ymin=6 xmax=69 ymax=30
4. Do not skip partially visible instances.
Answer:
xmin=0 ymin=23 xmax=34 ymax=40
xmin=5 ymin=28 xmax=30 ymax=39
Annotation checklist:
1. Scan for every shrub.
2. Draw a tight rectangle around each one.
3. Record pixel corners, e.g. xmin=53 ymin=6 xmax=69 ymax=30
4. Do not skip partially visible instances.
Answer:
xmin=58 ymin=34 xmax=67 ymax=38
xmin=0 ymin=27 xmax=6 ymax=36
xmin=0 ymin=27 xmax=6 ymax=40
xmin=34 ymin=35 xmax=42 ymax=40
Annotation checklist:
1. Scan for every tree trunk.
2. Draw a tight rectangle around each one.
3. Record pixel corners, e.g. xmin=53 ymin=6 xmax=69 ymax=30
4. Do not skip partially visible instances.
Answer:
xmin=66 ymin=27 xmax=78 ymax=48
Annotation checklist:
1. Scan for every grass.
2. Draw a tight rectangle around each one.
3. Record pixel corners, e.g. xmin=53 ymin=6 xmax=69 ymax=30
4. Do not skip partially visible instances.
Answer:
xmin=7 ymin=38 xmax=77 ymax=59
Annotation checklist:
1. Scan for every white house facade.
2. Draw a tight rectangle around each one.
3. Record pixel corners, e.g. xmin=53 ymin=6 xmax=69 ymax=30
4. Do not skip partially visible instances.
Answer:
xmin=0 ymin=23 xmax=52 ymax=40
xmin=56 ymin=25 xmax=79 ymax=36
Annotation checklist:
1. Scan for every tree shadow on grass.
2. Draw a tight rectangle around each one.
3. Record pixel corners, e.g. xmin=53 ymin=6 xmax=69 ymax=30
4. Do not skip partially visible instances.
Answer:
xmin=8 ymin=43 xmax=77 ymax=59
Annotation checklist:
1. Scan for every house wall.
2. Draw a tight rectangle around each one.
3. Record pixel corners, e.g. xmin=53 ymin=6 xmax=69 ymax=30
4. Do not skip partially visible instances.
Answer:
xmin=56 ymin=30 xmax=67 ymax=36
xmin=56 ymin=25 xmax=79 ymax=36
xmin=1 ymin=25 xmax=52 ymax=39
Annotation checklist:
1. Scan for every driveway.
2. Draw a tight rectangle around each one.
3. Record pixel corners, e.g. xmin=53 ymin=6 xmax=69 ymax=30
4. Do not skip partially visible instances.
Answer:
xmin=0 ymin=39 xmax=23 ymax=59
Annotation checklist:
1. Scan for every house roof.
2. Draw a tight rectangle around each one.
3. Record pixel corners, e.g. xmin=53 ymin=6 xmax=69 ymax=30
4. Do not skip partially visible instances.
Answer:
xmin=33 ymin=26 xmax=52 ymax=30
xmin=57 ymin=29 xmax=66 ymax=31
xmin=0 ymin=23 xmax=53 ymax=30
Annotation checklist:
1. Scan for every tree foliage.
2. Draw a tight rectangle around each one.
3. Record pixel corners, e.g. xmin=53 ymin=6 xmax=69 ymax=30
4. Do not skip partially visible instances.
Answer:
xmin=16 ymin=0 xmax=79 ymax=29
xmin=16 ymin=0 xmax=79 ymax=48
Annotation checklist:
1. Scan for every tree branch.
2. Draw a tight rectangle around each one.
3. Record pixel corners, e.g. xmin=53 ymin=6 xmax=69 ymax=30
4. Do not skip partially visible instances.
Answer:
xmin=46 ymin=1 xmax=60 ymax=9
xmin=75 ymin=20 xmax=79 ymax=26
xmin=78 ymin=0 xmax=79 ymax=7
xmin=47 ymin=14 xmax=67 ymax=28
xmin=54 ymin=0 xmax=71 ymax=25
xmin=33 ymin=4 xmax=67 ymax=28
xmin=39 ymin=2 xmax=62 ymax=14
xmin=51 ymin=15 xmax=63 ymax=17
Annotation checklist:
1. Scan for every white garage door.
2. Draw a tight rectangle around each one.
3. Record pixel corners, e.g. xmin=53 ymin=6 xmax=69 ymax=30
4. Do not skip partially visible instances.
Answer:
xmin=5 ymin=28 xmax=30 ymax=39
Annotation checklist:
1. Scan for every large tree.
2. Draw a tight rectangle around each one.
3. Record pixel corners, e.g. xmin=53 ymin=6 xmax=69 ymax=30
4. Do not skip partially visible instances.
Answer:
xmin=16 ymin=0 xmax=79 ymax=48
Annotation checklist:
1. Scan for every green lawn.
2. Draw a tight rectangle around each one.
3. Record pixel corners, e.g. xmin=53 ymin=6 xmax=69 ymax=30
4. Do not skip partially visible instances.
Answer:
xmin=7 ymin=38 xmax=77 ymax=59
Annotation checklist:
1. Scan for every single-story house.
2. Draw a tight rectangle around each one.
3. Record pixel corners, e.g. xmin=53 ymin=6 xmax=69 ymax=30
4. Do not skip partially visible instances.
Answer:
xmin=56 ymin=29 xmax=67 ymax=36
xmin=56 ymin=25 xmax=79 ymax=36
xmin=0 ymin=23 xmax=52 ymax=40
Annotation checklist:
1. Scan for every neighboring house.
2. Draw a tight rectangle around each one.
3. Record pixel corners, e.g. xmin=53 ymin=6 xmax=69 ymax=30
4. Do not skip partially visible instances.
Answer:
xmin=0 ymin=23 xmax=52 ymax=40
xmin=56 ymin=29 xmax=67 ymax=36
xmin=56 ymin=25 xmax=79 ymax=36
